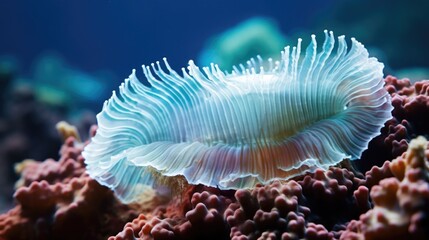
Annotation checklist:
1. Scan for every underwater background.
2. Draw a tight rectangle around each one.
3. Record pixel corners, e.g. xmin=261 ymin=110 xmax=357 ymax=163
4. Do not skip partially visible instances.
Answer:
xmin=2 ymin=0 xmax=429 ymax=108
xmin=1 ymin=0 xmax=429 ymax=239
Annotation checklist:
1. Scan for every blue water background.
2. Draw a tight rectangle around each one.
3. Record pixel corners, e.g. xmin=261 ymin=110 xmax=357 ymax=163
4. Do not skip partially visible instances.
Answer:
xmin=0 ymin=0 xmax=333 ymax=79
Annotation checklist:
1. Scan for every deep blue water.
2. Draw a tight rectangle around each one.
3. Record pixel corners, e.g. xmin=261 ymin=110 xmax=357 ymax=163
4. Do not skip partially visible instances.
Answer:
xmin=0 ymin=0 xmax=333 ymax=78
xmin=1 ymin=0 xmax=428 ymax=108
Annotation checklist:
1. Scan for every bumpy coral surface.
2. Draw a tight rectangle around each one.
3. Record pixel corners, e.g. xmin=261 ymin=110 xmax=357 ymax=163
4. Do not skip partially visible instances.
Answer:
xmin=0 ymin=63 xmax=97 ymax=211
xmin=341 ymin=136 xmax=429 ymax=240
xmin=226 ymin=181 xmax=331 ymax=240
xmin=1 ymin=76 xmax=429 ymax=240
xmin=359 ymin=76 xmax=429 ymax=171
xmin=110 ymin=186 xmax=234 ymax=240
xmin=0 ymin=135 xmax=137 ymax=240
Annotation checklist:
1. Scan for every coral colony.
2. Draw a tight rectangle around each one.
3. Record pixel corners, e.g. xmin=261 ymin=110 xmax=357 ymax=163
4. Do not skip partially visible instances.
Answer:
xmin=1 ymin=32 xmax=429 ymax=240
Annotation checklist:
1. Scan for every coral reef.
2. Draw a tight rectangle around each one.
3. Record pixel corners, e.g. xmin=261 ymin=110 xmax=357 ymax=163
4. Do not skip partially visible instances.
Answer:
xmin=359 ymin=76 xmax=429 ymax=171
xmin=226 ymin=181 xmax=331 ymax=240
xmin=341 ymin=136 xmax=429 ymax=240
xmin=1 ymin=76 xmax=429 ymax=240
xmin=0 ymin=134 xmax=137 ymax=240
xmin=0 ymin=57 xmax=97 ymax=212
xmin=108 ymin=137 xmax=429 ymax=240
xmin=111 ymin=187 xmax=233 ymax=240
xmin=0 ymin=65 xmax=62 ymax=211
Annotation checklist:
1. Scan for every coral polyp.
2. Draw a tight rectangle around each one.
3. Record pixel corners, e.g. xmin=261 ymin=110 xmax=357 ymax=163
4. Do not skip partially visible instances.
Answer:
xmin=82 ymin=31 xmax=393 ymax=203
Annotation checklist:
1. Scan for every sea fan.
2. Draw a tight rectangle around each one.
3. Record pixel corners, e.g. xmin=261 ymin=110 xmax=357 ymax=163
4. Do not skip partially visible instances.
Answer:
xmin=82 ymin=31 xmax=393 ymax=203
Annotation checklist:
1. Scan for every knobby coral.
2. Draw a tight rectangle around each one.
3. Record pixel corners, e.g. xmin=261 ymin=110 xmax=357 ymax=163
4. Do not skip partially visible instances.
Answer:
xmin=83 ymin=31 xmax=392 ymax=203
xmin=0 ymin=132 xmax=138 ymax=240
xmin=359 ymin=76 xmax=429 ymax=171
xmin=106 ymin=136 xmax=429 ymax=240
xmin=341 ymin=136 xmax=429 ymax=240
xmin=111 ymin=186 xmax=233 ymax=240
xmin=1 ymin=120 xmax=428 ymax=239
xmin=110 ymin=171 xmax=369 ymax=240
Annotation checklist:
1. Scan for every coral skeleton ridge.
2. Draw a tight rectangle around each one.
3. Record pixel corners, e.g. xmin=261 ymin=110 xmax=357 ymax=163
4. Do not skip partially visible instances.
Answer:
xmin=82 ymin=31 xmax=393 ymax=203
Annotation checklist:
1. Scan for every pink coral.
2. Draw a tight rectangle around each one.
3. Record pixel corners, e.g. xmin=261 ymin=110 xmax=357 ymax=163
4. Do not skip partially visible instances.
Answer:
xmin=15 ymin=137 xmax=85 ymax=188
xmin=361 ymin=161 xmax=394 ymax=189
xmin=341 ymin=136 xmax=429 ymax=240
xmin=298 ymin=168 xmax=369 ymax=230
xmin=225 ymin=181 xmax=327 ymax=240
xmin=0 ymin=135 xmax=137 ymax=240
xmin=360 ymin=76 xmax=429 ymax=171
xmin=110 ymin=187 xmax=233 ymax=240
xmin=2 ymin=76 xmax=429 ymax=240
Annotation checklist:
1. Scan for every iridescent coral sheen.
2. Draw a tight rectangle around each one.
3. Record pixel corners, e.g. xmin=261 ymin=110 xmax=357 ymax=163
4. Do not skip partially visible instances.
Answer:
xmin=83 ymin=31 xmax=392 ymax=203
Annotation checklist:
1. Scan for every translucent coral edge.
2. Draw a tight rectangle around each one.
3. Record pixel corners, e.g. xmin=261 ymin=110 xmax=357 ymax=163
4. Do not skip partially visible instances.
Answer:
xmin=83 ymin=30 xmax=393 ymax=203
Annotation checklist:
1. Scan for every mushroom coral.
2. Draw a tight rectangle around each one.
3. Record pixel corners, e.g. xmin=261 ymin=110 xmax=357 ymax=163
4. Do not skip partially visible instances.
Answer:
xmin=82 ymin=31 xmax=393 ymax=203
